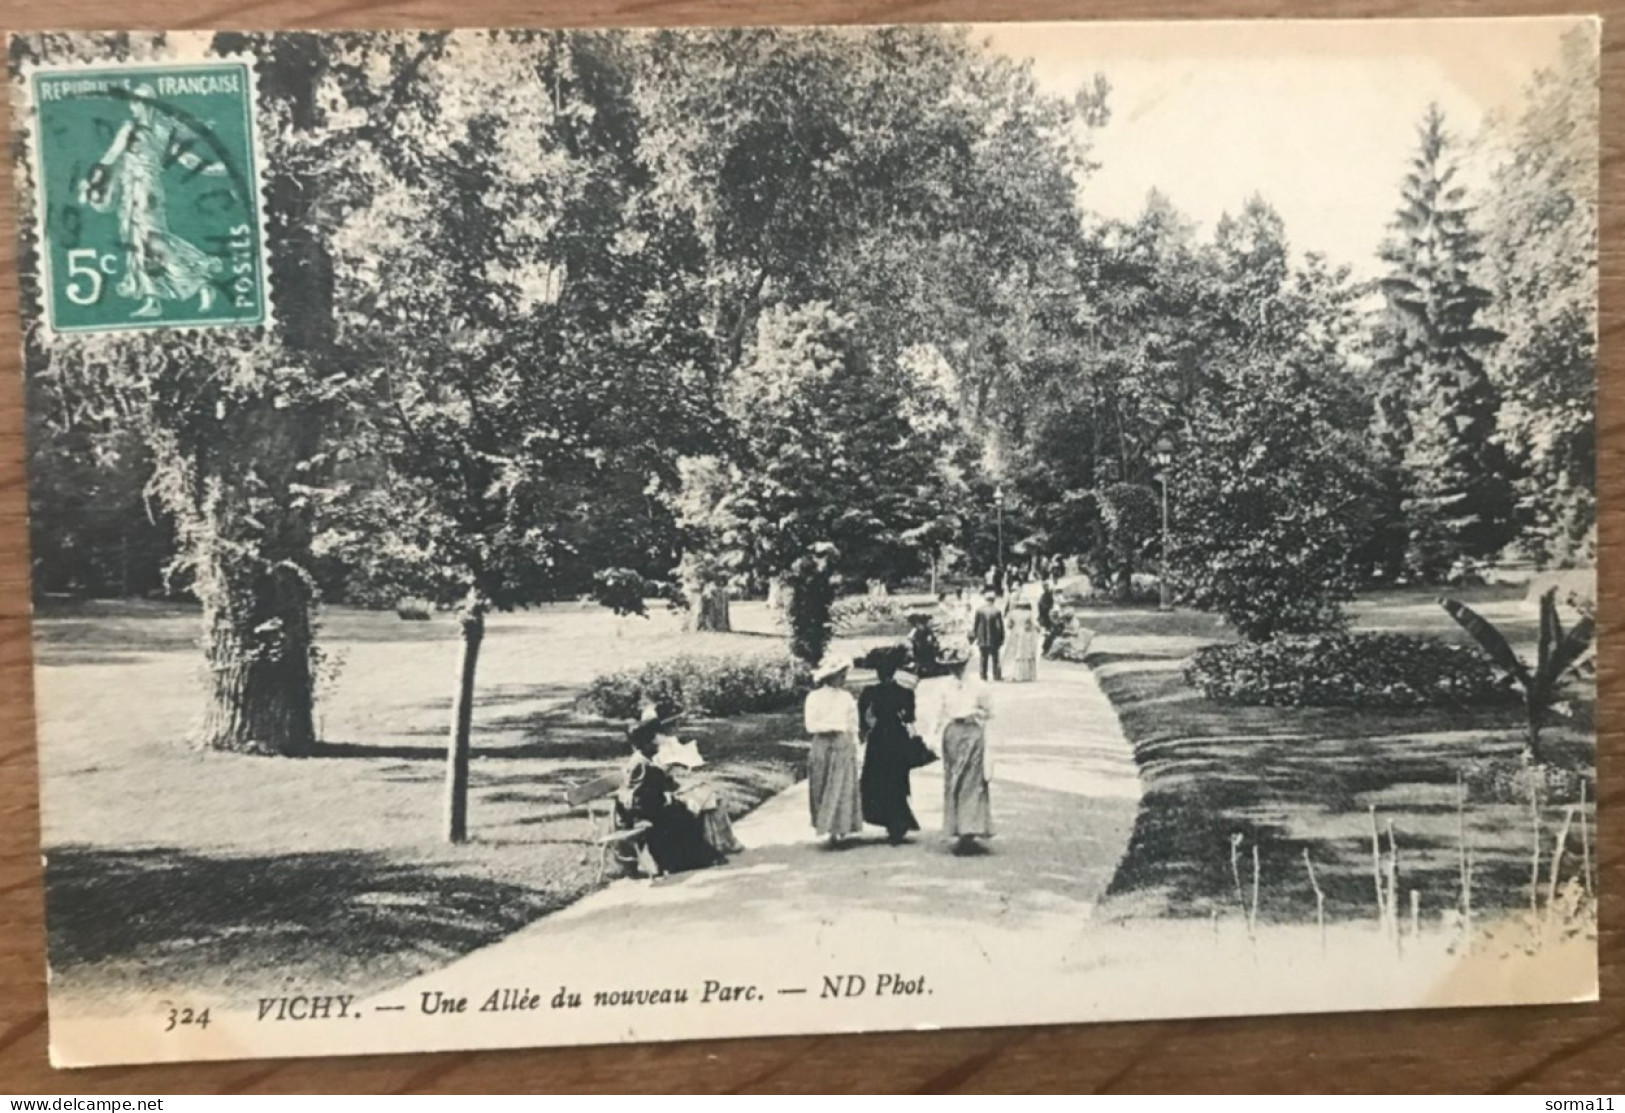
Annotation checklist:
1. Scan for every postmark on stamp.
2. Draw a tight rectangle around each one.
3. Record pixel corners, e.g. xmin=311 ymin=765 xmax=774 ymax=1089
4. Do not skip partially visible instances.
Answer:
xmin=24 ymin=60 xmax=268 ymax=333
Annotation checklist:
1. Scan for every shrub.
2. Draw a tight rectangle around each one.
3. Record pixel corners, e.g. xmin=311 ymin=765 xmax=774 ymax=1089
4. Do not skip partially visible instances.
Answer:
xmin=395 ymin=597 xmax=433 ymax=621
xmin=831 ymin=594 xmax=907 ymax=634
xmin=1167 ymin=358 xmax=1380 ymax=640
xmin=1184 ymin=632 xmax=1514 ymax=709
xmin=578 ymin=651 xmax=813 ymax=721
xmin=1461 ymin=757 xmax=1592 ymax=807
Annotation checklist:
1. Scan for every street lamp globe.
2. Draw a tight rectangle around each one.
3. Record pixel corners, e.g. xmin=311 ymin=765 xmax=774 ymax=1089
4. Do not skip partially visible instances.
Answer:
xmin=1153 ymin=436 xmax=1174 ymax=468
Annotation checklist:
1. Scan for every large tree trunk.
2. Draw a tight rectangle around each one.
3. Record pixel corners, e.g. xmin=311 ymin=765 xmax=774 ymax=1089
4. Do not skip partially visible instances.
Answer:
xmin=689 ymin=583 xmax=731 ymax=632
xmin=192 ymin=31 xmax=333 ymax=759
xmin=199 ymin=559 xmax=316 ymax=755
xmin=444 ymin=600 xmax=486 ymax=843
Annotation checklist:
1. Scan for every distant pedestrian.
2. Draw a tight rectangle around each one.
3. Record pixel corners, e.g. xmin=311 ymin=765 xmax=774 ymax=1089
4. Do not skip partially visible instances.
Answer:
xmin=908 ymin=612 xmax=944 ymax=678
xmin=1004 ymin=602 xmax=1039 ymax=683
xmin=1037 ymin=579 xmax=1059 ymax=657
xmin=971 ymin=588 xmax=1006 ymax=682
xmin=803 ymin=654 xmax=862 ymax=847
xmin=958 ymin=587 xmax=977 ymax=644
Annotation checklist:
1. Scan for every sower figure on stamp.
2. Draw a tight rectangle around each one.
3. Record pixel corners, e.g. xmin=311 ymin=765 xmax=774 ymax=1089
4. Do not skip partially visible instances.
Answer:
xmin=79 ymin=85 xmax=228 ymax=319
xmin=971 ymin=587 xmax=1006 ymax=682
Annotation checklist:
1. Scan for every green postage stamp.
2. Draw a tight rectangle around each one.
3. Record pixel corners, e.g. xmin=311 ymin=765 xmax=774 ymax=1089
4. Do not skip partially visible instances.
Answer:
xmin=22 ymin=60 xmax=268 ymax=333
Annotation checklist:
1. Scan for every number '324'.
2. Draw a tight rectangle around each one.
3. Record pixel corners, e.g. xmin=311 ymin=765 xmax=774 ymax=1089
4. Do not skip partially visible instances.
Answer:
xmin=160 ymin=1002 xmax=211 ymax=1032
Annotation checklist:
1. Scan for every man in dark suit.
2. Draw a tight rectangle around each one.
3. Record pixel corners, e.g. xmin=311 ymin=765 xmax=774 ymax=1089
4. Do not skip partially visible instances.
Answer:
xmin=971 ymin=588 xmax=1006 ymax=682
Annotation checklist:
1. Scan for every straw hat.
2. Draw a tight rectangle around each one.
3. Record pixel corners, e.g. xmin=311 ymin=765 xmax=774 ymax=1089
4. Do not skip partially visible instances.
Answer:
xmin=812 ymin=654 xmax=851 ymax=683
xmin=634 ymin=702 xmax=682 ymax=730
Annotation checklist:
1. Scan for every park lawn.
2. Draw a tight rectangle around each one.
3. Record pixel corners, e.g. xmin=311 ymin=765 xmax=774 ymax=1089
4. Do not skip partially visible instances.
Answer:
xmin=1079 ymin=587 xmax=1598 ymax=930
xmin=31 ymin=600 xmax=825 ymax=1011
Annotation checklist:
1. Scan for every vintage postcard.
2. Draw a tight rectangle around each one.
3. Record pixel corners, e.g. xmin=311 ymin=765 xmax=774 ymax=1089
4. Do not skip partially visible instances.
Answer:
xmin=7 ymin=18 xmax=1599 ymax=1068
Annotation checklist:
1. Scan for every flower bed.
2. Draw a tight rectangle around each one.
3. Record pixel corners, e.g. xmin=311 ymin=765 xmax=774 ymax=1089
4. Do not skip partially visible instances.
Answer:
xmin=578 ymin=651 xmax=812 ymax=720
xmin=1184 ymin=631 xmax=1514 ymax=709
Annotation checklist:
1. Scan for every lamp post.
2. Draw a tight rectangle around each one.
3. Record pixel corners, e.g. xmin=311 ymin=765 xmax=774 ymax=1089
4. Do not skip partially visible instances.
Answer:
xmin=1153 ymin=437 xmax=1174 ymax=611
xmin=994 ymin=485 xmax=1006 ymax=588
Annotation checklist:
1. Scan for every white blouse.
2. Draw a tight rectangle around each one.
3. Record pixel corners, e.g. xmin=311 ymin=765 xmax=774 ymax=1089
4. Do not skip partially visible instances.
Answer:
xmin=804 ymin=686 xmax=859 ymax=735
xmin=940 ymin=676 xmax=993 ymax=725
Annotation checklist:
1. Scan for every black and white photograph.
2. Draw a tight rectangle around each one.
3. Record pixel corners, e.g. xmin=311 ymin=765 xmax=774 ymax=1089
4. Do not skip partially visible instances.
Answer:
xmin=6 ymin=17 xmax=1600 ymax=1068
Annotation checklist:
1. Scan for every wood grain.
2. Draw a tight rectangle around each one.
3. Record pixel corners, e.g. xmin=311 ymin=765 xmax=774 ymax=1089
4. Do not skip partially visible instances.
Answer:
xmin=0 ymin=0 xmax=1619 ymax=1093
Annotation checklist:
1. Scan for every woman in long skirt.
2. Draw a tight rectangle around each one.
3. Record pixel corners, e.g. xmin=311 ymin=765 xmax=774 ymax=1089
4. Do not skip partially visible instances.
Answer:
xmin=804 ymin=654 xmax=863 ymax=846
xmin=639 ymin=706 xmax=745 ymax=859
xmin=859 ymin=650 xmax=920 ymax=844
xmin=1004 ymin=602 xmax=1040 ymax=683
xmin=939 ymin=653 xmax=994 ymax=853
xmin=616 ymin=719 xmax=722 ymax=876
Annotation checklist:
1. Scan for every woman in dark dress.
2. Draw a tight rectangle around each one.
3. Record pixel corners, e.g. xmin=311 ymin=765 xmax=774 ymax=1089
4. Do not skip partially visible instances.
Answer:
xmin=859 ymin=652 xmax=921 ymax=845
xmin=616 ymin=718 xmax=721 ymax=876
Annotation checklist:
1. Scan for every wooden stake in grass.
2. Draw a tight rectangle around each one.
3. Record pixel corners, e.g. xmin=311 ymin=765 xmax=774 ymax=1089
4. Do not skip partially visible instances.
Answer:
xmin=1387 ymin=819 xmax=1402 ymax=956
xmin=1457 ymin=773 xmax=1474 ymax=945
xmin=1230 ymin=832 xmax=1247 ymax=918
xmin=1250 ymin=843 xmax=1261 ymax=937
xmin=1369 ymin=805 xmax=1387 ymax=932
xmin=1579 ymin=778 xmax=1593 ymax=898
xmin=1529 ymin=782 xmax=1542 ymax=921
xmin=1465 ymin=846 xmax=1476 ymax=946
xmin=1303 ymin=847 xmax=1326 ymax=956
xmin=1409 ymin=889 xmax=1420 ymax=942
xmin=1546 ymin=805 xmax=1576 ymax=925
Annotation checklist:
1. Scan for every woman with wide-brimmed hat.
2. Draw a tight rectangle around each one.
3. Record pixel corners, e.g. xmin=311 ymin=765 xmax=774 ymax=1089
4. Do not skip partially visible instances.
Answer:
xmin=616 ymin=713 xmax=723 ymax=876
xmin=858 ymin=646 xmax=923 ymax=845
xmin=936 ymin=648 xmax=995 ymax=854
xmin=637 ymin=703 xmax=744 ymax=859
xmin=803 ymin=653 xmax=863 ymax=846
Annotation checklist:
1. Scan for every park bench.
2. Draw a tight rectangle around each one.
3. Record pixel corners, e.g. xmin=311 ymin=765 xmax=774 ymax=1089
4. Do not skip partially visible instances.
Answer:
xmin=565 ymin=773 xmax=652 ymax=882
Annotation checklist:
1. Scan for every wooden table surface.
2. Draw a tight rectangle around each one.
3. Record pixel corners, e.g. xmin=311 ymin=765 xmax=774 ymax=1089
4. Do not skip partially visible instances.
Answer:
xmin=0 ymin=0 xmax=1619 ymax=1094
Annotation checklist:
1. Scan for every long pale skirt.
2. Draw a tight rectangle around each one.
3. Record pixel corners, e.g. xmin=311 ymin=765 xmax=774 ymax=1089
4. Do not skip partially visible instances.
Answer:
xmin=942 ymin=721 xmax=993 ymax=838
xmin=808 ymin=730 xmax=863 ymax=837
xmin=1004 ymin=630 xmax=1038 ymax=682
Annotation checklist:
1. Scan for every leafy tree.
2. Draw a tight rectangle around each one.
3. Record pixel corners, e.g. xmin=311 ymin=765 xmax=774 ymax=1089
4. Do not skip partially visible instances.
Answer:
xmin=1371 ymin=105 xmax=1515 ymax=581
xmin=11 ymin=31 xmax=361 ymax=755
xmin=25 ymin=406 xmax=172 ymax=599
xmin=678 ymin=303 xmax=971 ymax=662
xmin=1170 ymin=357 xmax=1378 ymax=640
xmin=635 ymin=26 xmax=1100 ymax=393
xmin=1090 ymin=482 xmax=1159 ymax=601
xmin=314 ymin=31 xmax=713 ymax=840
xmin=1477 ymin=26 xmax=1599 ymax=567
xmin=1157 ymin=200 xmax=1378 ymax=639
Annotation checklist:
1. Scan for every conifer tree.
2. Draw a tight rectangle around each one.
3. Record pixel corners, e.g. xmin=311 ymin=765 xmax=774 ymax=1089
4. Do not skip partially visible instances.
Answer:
xmin=1372 ymin=105 xmax=1514 ymax=581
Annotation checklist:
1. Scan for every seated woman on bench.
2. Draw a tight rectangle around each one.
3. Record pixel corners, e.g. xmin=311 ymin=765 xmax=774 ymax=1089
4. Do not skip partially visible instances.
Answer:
xmin=615 ymin=712 xmax=724 ymax=877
